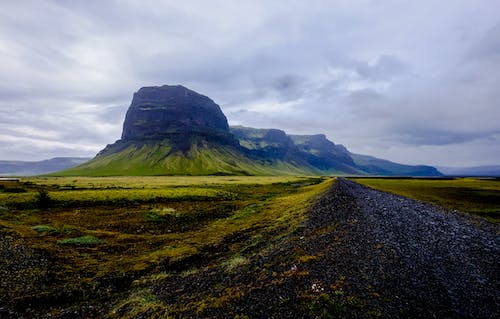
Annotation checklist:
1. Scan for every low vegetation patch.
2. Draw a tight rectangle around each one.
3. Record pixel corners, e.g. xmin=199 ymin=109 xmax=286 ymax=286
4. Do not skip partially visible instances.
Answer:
xmin=0 ymin=175 xmax=330 ymax=317
xmin=0 ymin=185 xmax=235 ymax=209
xmin=145 ymin=207 xmax=178 ymax=222
xmin=32 ymin=224 xmax=73 ymax=235
xmin=57 ymin=235 xmax=105 ymax=246
xmin=35 ymin=189 xmax=51 ymax=208
xmin=222 ymin=255 xmax=249 ymax=272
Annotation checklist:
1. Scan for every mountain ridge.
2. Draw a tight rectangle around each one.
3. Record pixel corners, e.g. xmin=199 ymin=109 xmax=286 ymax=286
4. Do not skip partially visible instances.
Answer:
xmin=437 ymin=165 xmax=500 ymax=177
xmin=57 ymin=85 xmax=442 ymax=176
xmin=0 ymin=157 xmax=90 ymax=176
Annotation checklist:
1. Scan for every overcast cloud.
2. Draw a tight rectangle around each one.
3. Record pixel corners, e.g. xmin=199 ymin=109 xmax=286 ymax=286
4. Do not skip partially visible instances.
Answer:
xmin=1 ymin=0 xmax=499 ymax=167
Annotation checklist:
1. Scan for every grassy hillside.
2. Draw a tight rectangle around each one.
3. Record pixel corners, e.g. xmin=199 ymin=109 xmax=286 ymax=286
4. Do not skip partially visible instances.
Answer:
xmin=54 ymin=130 xmax=442 ymax=177
xmin=56 ymin=140 xmax=318 ymax=176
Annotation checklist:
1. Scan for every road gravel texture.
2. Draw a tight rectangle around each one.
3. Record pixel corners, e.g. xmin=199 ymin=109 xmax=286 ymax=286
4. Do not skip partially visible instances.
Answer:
xmin=300 ymin=178 xmax=499 ymax=318
xmin=154 ymin=178 xmax=498 ymax=318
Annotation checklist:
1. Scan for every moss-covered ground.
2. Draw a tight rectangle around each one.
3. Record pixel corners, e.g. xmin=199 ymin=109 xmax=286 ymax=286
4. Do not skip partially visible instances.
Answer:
xmin=0 ymin=176 xmax=331 ymax=317
xmin=352 ymin=177 xmax=500 ymax=223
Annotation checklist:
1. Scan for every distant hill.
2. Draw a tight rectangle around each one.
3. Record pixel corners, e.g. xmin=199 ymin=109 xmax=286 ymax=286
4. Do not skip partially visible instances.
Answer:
xmin=0 ymin=157 xmax=90 ymax=176
xmin=349 ymin=153 xmax=443 ymax=176
xmin=57 ymin=85 xmax=442 ymax=177
xmin=437 ymin=165 xmax=500 ymax=177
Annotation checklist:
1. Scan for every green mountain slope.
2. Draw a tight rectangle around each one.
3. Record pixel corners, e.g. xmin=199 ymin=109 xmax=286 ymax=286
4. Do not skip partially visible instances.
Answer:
xmin=59 ymin=130 xmax=442 ymax=177
xmin=230 ymin=126 xmax=364 ymax=175
xmin=58 ymin=138 xmax=317 ymax=176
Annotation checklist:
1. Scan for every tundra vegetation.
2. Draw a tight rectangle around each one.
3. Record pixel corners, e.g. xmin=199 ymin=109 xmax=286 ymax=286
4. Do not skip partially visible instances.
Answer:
xmin=0 ymin=176 xmax=330 ymax=317
xmin=0 ymin=176 xmax=497 ymax=317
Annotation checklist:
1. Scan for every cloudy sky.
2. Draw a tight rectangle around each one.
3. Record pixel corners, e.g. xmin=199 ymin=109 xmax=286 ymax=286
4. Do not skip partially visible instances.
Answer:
xmin=1 ymin=0 xmax=499 ymax=167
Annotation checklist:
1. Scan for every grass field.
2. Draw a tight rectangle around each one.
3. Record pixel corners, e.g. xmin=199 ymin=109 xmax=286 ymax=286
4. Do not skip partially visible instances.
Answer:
xmin=2 ymin=176 xmax=498 ymax=316
xmin=352 ymin=178 xmax=500 ymax=223
xmin=0 ymin=175 xmax=332 ymax=317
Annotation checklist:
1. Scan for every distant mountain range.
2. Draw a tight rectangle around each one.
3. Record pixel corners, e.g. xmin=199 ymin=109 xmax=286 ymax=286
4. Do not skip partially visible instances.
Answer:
xmin=0 ymin=157 xmax=90 ymax=176
xmin=437 ymin=165 xmax=500 ymax=177
xmin=56 ymin=85 xmax=442 ymax=176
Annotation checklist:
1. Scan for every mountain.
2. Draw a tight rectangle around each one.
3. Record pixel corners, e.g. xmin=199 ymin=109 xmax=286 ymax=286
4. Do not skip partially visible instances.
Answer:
xmin=58 ymin=85 xmax=442 ymax=176
xmin=0 ymin=157 xmax=90 ymax=176
xmin=231 ymin=127 xmax=362 ymax=174
xmin=437 ymin=165 xmax=500 ymax=177
xmin=121 ymin=84 xmax=236 ymax=145
xmin=349 ymin=153 xmax=442 ymax=176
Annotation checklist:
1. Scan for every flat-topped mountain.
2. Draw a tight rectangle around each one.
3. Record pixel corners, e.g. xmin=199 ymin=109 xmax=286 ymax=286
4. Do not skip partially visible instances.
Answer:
xmin=121 ymin=85 xmax=234 ymax=144
xmin=58 ymin=85 xmax=441 ymax=176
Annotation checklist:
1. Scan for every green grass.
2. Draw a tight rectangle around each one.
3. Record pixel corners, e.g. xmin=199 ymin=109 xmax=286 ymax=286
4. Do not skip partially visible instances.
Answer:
xmin=32 ymin=224 xmax=73 ymax=235
xmin=55 ymin=140 xmax=318 ymax=176
xmin=32 ymin=225 xmax=60 ymax=235
xmin=145 ymin=207 xmax=178 ymax=222
xmin=0 ymin=176 xmax=316 ymax=209
xmin=0 ymin=175 xmax=332 ymax=317
xmin=352 ymin=178 xmax=500 ymax=223
xmin=0 ymin=187 xmax=234 ymax=208
xmin=23 ymin=175 xmax=309 ymax=188
xmin=222 ymin=255 xmax=249 ymax=272
xmin=57 ymin=235 xmax=106 ymax=246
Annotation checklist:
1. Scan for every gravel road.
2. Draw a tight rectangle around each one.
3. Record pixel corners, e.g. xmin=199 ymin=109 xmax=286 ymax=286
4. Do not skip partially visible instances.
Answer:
xmin=300 ymin=178 xmax=499 ymax=318
xmin=153 ymin=178 xmax=499 ymax=318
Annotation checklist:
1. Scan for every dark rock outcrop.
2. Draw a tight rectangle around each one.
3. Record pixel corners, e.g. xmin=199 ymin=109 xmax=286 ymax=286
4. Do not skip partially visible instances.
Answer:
xmin=290 ymin=134 xmax=359 ymax=172
xmin=230 ymin=126 xmax=300 ymax=160
xmin=121 ymin=85 xmax=233 ymax=143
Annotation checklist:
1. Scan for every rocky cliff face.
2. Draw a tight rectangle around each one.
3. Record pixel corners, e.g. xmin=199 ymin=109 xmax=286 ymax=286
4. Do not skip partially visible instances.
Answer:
xmin=121 ymin=85 xmax=233 ymax=143
xmin=290 ymin=134 xmax=358 ymax=172
xmin=230 ymin=126 xmax=299 ymax=160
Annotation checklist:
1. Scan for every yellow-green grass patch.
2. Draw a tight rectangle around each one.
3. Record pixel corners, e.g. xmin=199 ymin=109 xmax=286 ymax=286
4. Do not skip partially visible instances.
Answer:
xmin=0 ymin=176 xmax=333 ymax=314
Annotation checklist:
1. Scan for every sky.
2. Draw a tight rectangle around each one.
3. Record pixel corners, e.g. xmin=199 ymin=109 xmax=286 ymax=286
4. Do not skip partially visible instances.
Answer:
xmin=1 ymin=0 xmax=499 ymax=167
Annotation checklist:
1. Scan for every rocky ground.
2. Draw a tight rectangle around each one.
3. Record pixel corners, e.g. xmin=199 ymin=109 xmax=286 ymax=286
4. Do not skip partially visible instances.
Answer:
xmin=296 ymin=178 xmax=499 ymax=318
xmin=153 ymin=178 xmax=499 ymax=318
xmin=1 ymin=178 xmax=498 ymax=318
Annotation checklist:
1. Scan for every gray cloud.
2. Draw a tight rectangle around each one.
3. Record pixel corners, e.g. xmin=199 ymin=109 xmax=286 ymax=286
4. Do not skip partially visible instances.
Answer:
xmin=0 ymin=0 xmax=499 ymax=167
xmin=356 ymin=55 xmax=409 ymax=81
